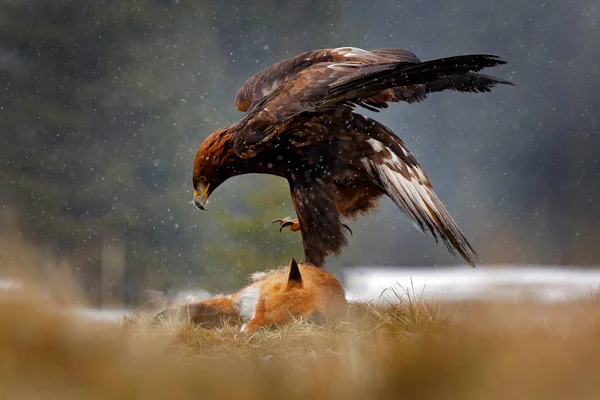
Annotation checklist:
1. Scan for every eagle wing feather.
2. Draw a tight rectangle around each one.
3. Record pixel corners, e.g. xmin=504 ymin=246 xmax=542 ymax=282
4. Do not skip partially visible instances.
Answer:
xmin=233 ymin=53 xmax=511 ymax=158
xmin=361 ymin=135 xmax=477 ymax=267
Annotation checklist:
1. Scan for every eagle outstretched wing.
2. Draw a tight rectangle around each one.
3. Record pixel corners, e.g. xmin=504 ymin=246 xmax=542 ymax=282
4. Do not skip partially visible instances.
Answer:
xmin=232 ymin=49 xmax=511 ymax=158
xmin=355 ymin=116 xmax=476 ymax=266
xmin=234 ymin=47 xmax=421 ymax=113
xmin=284 ymin=111 xmax=476 ymax=267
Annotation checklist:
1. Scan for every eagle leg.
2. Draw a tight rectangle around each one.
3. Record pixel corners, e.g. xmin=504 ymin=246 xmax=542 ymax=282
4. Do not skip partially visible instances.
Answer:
xmin=272 ymin=217 xmax=352 ymax=236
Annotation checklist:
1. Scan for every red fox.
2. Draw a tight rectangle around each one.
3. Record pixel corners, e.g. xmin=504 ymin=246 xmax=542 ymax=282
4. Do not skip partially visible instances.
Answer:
xmin=156 ymin=258 xmax=348 ymax=331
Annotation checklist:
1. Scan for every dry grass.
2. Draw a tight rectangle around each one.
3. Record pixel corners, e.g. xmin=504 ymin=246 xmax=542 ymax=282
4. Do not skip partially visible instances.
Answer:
xmin=2 ymin=280 xmax=600 ymax=400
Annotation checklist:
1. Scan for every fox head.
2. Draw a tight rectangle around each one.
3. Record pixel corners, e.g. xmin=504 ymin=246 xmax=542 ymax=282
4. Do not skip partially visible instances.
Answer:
xmin=241 ymin=258 xmax=347 ymax=332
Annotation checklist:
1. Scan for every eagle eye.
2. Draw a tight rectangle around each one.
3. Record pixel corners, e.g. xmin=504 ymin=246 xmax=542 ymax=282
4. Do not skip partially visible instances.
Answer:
xmin=198 ymin=176 xmax=207 ymax=184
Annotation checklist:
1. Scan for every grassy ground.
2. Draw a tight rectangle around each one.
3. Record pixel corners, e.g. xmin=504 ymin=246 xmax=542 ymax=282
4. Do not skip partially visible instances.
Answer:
xmin=2 ymin=280 xmax=600 ymax=400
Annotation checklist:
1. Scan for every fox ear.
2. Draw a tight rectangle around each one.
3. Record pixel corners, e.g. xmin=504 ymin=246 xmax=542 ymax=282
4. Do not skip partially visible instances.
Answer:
xmin=286 ymin=258 xmax=302 ymax=290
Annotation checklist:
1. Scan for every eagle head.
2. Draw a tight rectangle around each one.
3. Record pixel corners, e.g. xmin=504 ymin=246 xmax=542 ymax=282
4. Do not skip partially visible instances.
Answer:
xmin=192 ymin=126 xmax=238 ymax=210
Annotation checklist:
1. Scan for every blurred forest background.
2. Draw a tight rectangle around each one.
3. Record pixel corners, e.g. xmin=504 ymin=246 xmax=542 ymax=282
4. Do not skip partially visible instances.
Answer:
xmin=1 ymin=0 xmax=599 ymax=306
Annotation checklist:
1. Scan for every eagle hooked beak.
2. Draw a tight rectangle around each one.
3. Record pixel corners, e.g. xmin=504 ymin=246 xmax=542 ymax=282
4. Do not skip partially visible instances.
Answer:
xmin=193 ymin=184 xmax=210 ymax=210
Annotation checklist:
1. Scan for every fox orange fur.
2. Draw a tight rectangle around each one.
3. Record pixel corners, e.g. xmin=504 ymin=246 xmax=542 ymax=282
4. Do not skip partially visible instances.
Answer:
xmin=156 ymin=259 xmax=348 ymax=331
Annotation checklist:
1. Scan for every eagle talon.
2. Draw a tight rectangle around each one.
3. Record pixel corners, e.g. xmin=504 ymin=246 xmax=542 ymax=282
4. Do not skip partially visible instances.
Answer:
xmin=278 ymin=220 xmax=296 ymax=232
xmin=343 ymin=224 xmax=353 ymax=237
xmin=272 ymin=217 xmax=301 ymax=232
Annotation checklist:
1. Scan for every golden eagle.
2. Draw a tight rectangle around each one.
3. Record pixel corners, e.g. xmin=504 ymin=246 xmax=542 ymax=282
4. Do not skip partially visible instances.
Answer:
xmin=192 ymin=47 xmax=513 ymax=267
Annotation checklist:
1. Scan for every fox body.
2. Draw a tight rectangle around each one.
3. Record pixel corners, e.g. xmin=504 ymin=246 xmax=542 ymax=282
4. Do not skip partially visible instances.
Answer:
xmin=157 ymin=259 xmax=348 ymax=331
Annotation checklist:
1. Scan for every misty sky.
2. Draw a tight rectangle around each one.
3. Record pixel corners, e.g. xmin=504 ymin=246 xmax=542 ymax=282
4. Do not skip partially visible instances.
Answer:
xmin=1 ymin=0 xmax=599 ymax=302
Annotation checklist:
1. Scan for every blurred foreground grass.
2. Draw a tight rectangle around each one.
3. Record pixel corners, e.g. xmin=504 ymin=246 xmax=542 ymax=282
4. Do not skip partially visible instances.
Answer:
xmin=2 ymin=281 xmax=600 ymax=400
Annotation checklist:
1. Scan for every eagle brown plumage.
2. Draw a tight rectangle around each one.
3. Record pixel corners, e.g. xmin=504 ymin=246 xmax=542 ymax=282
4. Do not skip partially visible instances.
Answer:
xmin=192 ymin=47 xmax=513 ymax=267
